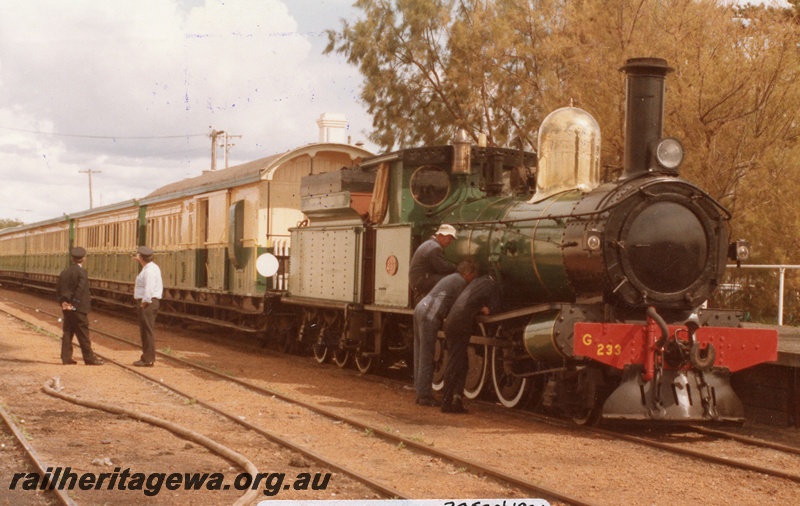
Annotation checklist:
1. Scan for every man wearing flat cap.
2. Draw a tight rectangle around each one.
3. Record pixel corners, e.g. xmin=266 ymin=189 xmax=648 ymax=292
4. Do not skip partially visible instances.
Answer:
xmin=409 ymin=223 xmax=458 ymax=306
xmin=56 ymin=247 xmax=104 ymax=365
xmin=133 ymin=245 xmax=163 ymax=367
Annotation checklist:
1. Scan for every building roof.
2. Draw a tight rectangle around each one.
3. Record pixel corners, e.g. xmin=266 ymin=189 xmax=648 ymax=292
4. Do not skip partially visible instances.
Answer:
xmin=145 ymin=153 xmax=280 ymax=199
xmin=143 ymin=142 xmax=373 ymax=203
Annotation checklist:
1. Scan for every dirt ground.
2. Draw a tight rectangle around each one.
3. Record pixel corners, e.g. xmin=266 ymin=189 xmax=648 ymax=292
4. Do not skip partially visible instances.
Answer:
xmin=1 ymin=293 xmax=800 ymax=505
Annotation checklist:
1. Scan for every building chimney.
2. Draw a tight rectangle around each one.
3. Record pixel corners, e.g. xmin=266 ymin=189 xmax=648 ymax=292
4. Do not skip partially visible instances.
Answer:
xmin=317 ymin=113 xmax=348 ymax=143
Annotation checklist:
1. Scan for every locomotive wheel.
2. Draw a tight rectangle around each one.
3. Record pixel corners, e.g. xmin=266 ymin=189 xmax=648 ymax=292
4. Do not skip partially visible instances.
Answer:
xmin=463 ymin=344 xmax=489 ymax=399
xmin=571 ymin=405 xmax=602 ymax=426
xmin=333 ymin=349 xmax=351 ymax=368
xmin=431 ymin=337 xmax=447 ymax=392
xmin=463 ymin=325 xmax=491 ymax=399
xmin=491 ymin=345 xmax=530 ymax=408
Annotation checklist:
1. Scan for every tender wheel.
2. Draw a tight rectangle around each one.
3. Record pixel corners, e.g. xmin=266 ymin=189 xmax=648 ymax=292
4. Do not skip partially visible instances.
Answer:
xmin=280 ymin=334 xmax=295 ymax=354
xmin=311 ymin=340 xmax=332 ymax=364
xmin=298 ymin=309 xmax=321 ymax=354
xmin=491 ymin=345 xmax=530 ymax=408
xmin=354 ymin=352 xmax=380 ymax=374
xmin=277 ymin=318 xmax=297 ymax=354
xmin=333 ymin=349 xmax=351 ymax=368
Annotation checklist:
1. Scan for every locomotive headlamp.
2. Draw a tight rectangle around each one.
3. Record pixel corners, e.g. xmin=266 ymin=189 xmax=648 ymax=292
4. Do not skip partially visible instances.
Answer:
xmin=584 ymin=230 xmax=602 ymax=252
xmin=655 ymin=137 xmax=684 ymax=171
xmin=729 ymin=239 xmax=750 ymax=262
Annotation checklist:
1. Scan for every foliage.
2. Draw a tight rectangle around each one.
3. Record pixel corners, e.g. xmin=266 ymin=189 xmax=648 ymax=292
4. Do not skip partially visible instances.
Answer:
xmin=327 ymin=0 xmax=800 ymax=322
xmin=0 ymin=218 xmax=24 ymax=230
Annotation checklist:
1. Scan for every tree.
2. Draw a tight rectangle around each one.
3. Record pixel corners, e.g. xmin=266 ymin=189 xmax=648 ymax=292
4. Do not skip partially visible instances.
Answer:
xmin=325 ymin=0 xmax=567 ymax=150
xmin=0 ymin=218 xmax=24 ymax=230
xmin=328 ymin=0 xmax=800 ymax=321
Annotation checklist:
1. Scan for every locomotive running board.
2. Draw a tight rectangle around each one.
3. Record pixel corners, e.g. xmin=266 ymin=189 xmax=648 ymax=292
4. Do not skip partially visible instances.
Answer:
xmin=602 ymin=367 xmax=744 ymax=422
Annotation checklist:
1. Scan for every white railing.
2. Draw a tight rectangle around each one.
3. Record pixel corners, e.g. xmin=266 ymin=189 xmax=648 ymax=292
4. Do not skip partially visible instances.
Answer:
xmin=271 ymin=240 xmax=290 ymax=291
xmin=734 ymin=264 xmax=800 ymax=326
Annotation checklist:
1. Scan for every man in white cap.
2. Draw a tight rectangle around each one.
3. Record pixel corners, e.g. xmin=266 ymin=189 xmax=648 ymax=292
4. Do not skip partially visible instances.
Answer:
xmin=133 ymin=246 xmax=163 ymax=367
xmin=57 ymin=246 xmax=104 ymax=365
xmin=409 ymin=223 xmax=458 ymax=306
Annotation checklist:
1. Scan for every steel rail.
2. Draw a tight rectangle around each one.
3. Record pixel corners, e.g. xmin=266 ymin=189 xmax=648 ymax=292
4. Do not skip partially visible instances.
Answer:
xmin=687 ymin=425 xmax=800 ymax=456
xmin=95 ymin=330 xmax=593 ymax=506
xmin=0 ymin=300 xmax=406 ymax=501
xmin=0 ymin=402 xmax=78 ymax=506
xmin=596 ymin=427 xmax=800 ymax=484
xmin=90 ymin=355 xmax=409 ymax=500
xmin=0 ymin=294 xmax=595 ymax=506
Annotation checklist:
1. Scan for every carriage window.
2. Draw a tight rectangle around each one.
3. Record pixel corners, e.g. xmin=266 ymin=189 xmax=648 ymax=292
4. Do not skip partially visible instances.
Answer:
xmin=410 ymin=165 xmax=450 ymax=207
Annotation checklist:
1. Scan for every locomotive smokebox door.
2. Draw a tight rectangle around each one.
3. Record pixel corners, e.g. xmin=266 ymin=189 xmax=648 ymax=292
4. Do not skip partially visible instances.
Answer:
xmin=373 ymin=225 xmax=412 ymax=307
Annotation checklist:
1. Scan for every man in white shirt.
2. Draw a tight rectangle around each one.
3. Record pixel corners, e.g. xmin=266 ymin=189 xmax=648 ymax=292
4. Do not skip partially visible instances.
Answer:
xmin=133 ymin=246 xmax=163 ymax=367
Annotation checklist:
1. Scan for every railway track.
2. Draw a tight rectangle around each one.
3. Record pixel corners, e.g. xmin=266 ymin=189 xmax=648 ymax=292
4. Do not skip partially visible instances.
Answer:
xmin=0 ymin=292 xmax=589 ymax=505
xmin=0 ymin=402 xmax=73 ymax=506
xmin=597 ymin=425 xmax=800 ymax=483
xmin=3 ymin=287 xmax=800 ymax=505
xmin=478 ymin=385 xmax=800 ymax=485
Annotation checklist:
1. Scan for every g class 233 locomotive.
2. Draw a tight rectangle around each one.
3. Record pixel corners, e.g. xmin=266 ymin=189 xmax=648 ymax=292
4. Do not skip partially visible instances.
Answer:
xmin=276 ymin=57 xmax=778 ymax=424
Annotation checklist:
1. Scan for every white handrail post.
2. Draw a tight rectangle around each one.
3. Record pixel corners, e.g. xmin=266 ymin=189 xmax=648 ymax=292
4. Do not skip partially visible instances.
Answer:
xmin=732 ymin=264 xmax=800 ymax=326
xmin=779 ymin=267 xmax=786 ymax=326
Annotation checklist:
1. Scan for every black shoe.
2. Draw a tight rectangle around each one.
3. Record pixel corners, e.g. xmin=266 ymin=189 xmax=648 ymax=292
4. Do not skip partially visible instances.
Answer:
xmin=133 ymin=360 xmax=154 ymax=367
xmin=62 ymin=359 xmax=77 ymax=365
xmin=417 ymin=395 xmax=440 ymax=407
xmin=85 ymin=357 xmax=104 ymax=365
xmin=443 ymin=395 xmax=468 ymax=413
xmin=442 ymin=403 xmax=468 ymax=414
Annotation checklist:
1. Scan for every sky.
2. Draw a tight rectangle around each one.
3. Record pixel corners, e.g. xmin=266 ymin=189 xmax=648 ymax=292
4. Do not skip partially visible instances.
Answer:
xmin=0 ymin=0 xmax=372 ymax=223
xmin=0 ymin=0 xmax=792 ymax=225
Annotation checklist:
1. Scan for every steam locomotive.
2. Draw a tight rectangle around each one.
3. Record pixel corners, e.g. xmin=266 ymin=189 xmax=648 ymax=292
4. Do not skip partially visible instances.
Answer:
xmin=0 ymin=57 xmax=778 ymax=424
xmin=279 ymin=57 xmax=778 ymax=424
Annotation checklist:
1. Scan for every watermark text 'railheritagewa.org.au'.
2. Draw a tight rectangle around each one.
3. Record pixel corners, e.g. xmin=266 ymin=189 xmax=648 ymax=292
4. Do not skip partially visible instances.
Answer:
xmin=8 ymin=467 xmax=331 ymax=497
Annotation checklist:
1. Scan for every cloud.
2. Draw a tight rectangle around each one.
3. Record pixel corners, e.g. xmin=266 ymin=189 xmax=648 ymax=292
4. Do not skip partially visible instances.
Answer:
xmin=0 ymin=0 xmax=370 ymax=223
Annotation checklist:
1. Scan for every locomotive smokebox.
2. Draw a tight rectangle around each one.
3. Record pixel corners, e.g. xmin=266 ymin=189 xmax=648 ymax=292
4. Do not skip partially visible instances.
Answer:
xmin=621 ymin=57 xmax=673 ymax=179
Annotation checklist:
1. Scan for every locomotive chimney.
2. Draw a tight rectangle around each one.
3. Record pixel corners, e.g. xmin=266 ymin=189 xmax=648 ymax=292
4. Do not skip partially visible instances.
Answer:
xmin=620 ymin=57 xmax=673 ymax=179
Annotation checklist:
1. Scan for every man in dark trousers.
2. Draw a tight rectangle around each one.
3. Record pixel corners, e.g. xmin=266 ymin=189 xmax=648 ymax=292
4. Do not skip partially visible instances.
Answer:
xmin=413 ymin=257 xmax=479 ymax=406
xmin=133 ymin=246 xmax=163 ymax=367
xmin=441 ymin=273 xmax=501 ymax=413
xmin=409 ymin=224 xmax=458 ymax=305
xmin=56 ymin=247 xmax=104 ymax=365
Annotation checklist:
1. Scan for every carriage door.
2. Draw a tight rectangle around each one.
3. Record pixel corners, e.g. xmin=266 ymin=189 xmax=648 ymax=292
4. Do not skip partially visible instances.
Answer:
xmin=195 ymin=198 xmax=209 ymax=288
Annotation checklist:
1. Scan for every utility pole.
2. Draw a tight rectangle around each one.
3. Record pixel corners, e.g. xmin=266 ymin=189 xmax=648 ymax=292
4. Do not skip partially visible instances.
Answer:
xmin=223 ymin=131 xmax=242 ymax=169
xmin=79 ymin=169 xmax=101 ymax=209
xmin=209 ymin=128 xmax=241 ymax=170
xmin=209 ymin=129 xmax=224 ymax=171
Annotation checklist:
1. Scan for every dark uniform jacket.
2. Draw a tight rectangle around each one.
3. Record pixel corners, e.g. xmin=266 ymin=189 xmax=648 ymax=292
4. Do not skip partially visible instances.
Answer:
xmin=57 ymin=264 xmax=91 ymax=314
xmin=443 ymin=275 xmax=501 ymax=337
xmin=409 ymin=236 xmax=456 ymax=303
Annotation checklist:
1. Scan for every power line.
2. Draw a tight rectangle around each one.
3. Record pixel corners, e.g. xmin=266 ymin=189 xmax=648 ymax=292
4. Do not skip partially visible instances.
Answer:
xmin=0 ymin=126 xmax=208 ymax=140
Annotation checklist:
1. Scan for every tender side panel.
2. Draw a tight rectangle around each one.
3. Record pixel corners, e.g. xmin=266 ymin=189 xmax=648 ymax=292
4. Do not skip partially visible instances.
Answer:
xmin=289 ymin=226 xmax=364 ymax=303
